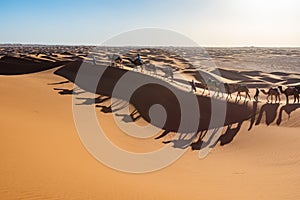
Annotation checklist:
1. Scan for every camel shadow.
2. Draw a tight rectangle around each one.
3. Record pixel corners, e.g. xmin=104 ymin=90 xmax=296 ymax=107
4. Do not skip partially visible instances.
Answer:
xmin=115 ymin=109 xmax=142 ymax=123
xmin=48 ymin=80 xmax=70 ymax=85
xmin=168 ymin=100 xmax=296 ymax=149
xmin=218 ymin=121 xmax=243 ymax=146
xmin=190 ymin=130 xmax=208 ymax=150
xmin=163 ymin=132 xmax=198 ymax=149
xmin=96 ymin=105 xmax=113 ymax=113
xmin=276 ymin=104 xmax=300 ymax=125
xmin=255 ymin=103 xmax=280 ymax=126
xmin=248 ymin=101 xmax=258 ymax=131
xmin=53 ymin=88 xmax=85 ymax=95
xmin=76 ymin=96 xmax=110 ymax=105
xmin=95 ymin=99 xmax=129 ymax=114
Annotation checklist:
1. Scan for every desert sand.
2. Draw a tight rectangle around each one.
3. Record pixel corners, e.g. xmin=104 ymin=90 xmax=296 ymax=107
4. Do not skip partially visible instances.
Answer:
xmin=1 ymin=45 xmax=300 ymax=200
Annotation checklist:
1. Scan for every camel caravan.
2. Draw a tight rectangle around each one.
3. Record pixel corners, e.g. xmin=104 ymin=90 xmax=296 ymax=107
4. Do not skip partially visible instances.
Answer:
xmin=194 ymin=79 xmax=300 ymax=104
xmin=194 ymin=79 xmax=251 ymax=100
xmin=106 ymin=53 xmax=174 ymax=81
xmin=102 ymin=53 xmax=300 ymax=104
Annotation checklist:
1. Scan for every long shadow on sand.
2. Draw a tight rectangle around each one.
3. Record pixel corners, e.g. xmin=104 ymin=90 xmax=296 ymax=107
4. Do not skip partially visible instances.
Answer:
xmin=276 ymin=104 xmax=300 ymax=125
xmin=52 ymin=61 xmax=254 ymax=150
xmin=53 ymin=88 xmax=85 ymax=95
xmin=53 ymin=61 xmax=253 ymax=132
xmin=48 ymin=61 xmax=300 ymax=150
xmin=255 ymin=103 xmax=280 ymax=126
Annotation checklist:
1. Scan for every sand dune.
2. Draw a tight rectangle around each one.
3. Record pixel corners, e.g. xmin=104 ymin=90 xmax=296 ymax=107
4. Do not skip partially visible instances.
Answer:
xmin=1 ymin=45 xmax=300 ymax=199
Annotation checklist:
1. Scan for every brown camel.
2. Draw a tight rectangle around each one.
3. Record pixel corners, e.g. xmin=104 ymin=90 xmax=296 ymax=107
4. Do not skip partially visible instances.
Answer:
xmin=197 ymin=82 xmax=209 ymax=95
xmin=114 ymin=56 xmax=123 ymax=68
xmin=236 ymin=85 xmax=251 ymax=100
xmin=224 ymin=83 xmax=250 ymax=100
xmin=278 ymin=86 xmax=299 ymax=104
xmin=261 ymin=88 xmax=281 ymax=103
xmin=108 ymin=54 xmax=123 ymax=68
xmin=224 ymin=83 xmax=236 ymax=99
xmin=124 ymin=55 xmax=143 ymax=71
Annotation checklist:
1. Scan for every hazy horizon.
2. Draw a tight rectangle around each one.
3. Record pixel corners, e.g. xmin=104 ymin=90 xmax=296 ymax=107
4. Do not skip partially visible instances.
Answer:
xmin=2 ymin=43 xmax=300 ymax=48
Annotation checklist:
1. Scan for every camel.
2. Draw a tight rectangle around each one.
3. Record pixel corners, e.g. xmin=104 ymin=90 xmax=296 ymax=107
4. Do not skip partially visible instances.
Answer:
xmin=113 ymin=55 xmax=123 ymax=68
xmin=198 ymin=82 xmax=209 ymax=95
xmin=278 ymin=86 xmax=299 ymax=104
xmin=224 ymin=83 xmax=236 ymax=99
xmin=207 ymin=79 xmax=221 ymax=97
xmin=195 ymin=80 xmax=220 ymax=96
xmin=108 ymin=54 xmax=123 ymax=68
xmin=261 ymin=88 xmax=281 ymax=103
xmin=161 ymin=67 xmax=174 ymax=80
xmin=124 ymin=54 xmax=143 ymax=71
xmin=223 ymin=83 xmax=250 ymax=100
xmin=236 ymin=85 xmax=251 ymax=100
xmin=144 ymin=63 xmax=157 ymax=75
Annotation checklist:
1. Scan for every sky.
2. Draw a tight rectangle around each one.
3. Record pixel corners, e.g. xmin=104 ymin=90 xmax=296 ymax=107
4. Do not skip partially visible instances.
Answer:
xmin=0 ymin=0 xmax=299 ymax=47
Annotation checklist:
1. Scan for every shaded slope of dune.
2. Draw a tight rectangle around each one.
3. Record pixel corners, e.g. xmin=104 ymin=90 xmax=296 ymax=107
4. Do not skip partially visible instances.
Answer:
xmin=54 ymin=61 xmax=253 ymax=132
xmin=0 ymin=56 xmax=70 ymax=75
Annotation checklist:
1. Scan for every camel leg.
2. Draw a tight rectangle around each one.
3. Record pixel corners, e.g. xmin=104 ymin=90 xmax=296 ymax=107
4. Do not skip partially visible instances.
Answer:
xmin=294 ymin=94 xmax=299 ymax=103
xmin=271 ymin=95 xmax=273 ymax=103
xmin=226 ymin=93 xmax=230 ymax=100
xmin=247 ymin=92 xmax=251 ymax=100
xmin=213 ymin=89 xmax=216 ymax=97
xmin=213 ymin=91 xmax=216 ymax=97
xmin=238 ymin=92 xmax=242 ymax=100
